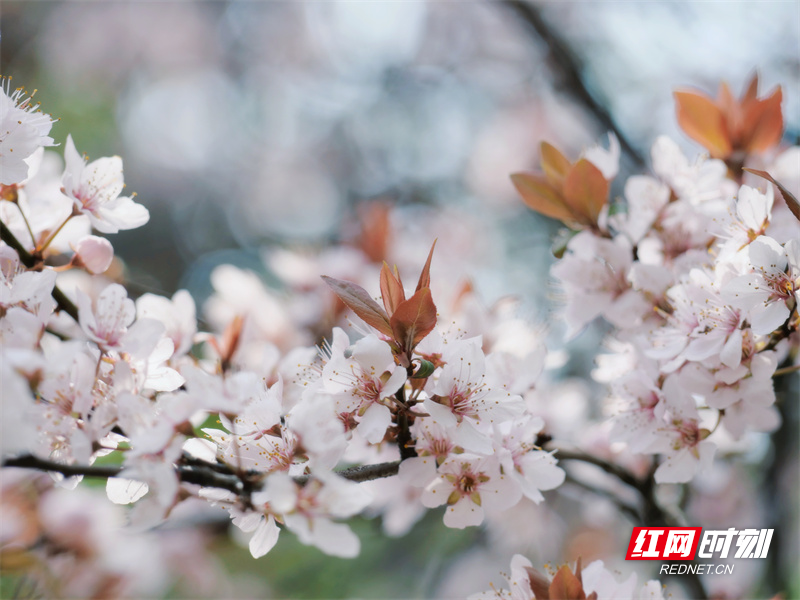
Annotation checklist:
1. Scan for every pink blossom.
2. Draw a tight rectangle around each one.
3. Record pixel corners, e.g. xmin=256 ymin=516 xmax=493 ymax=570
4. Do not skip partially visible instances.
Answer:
xmin=61 ymin=135 xmax=149 ymax=233
xmin=72 ymin=235 xmax=114 ymax=274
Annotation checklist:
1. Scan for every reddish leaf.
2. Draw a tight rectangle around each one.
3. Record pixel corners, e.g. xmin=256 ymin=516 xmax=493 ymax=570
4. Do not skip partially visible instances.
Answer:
xmin=321 ymin=276 xmax=393 ymax=337
xmin=540 ymin=141 xmax=572 ymax=188
xmin=416 ymin=239 xmax=437 ymax=292
xmin=379 ymin=262 xmax=405 ymax=316
xmin=743 ymin=168 xmax=800 ymax=223
xmin=674 ymin=90 xmax=732 ymax=158
xmin=574 ymin=557 xmax=583 ymax=585
xmin=357 ymin=202 xmax=392 ymax=263
xmin=548 ymin=565 xmax=586 ymax=600
xmin=511 ymin=173 xmax=576 ymax=224
xmin=390 ymin=288 xmax=437 ymax=353
xmin=743 ymin=87 xmax=783 ymax=154
xmin=525 ymin=567 xmax=551 ymax=600
xmin=741 ymin=72 xmax=760 ymax=106
xmin=563 ymin=159 xmax=609 ymax=226
xmin=717 ymin=82 xmax=742 ymax=141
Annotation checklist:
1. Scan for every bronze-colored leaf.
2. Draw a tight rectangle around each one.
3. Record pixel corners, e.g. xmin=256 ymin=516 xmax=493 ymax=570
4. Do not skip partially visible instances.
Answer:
xmin=356 ymin=202 xmax=392 ymax=263
xmin=563 ymin=159 xmax=609 ymax=226
xmin=742 ymin=72 xmax=760 ymax=106
xmin=390 ymin=287 xmax=437 ymax=353
xmin=548 ymin=565 xmax=586 ymax=600
xmin=717 ymin=82 xmax=742 ymax=141
xmin=540 ymin=141 xmax=572 ymax=188
xmin=743 ymin=168 xmax=800 ymax=223
xmin=380 ymin=262 xmax=405 ymax=316
xmin=511 ymin=173 xmax=576 ymax=224
xmin=321 ymin=275 xmax=393 ymax=337
xmin=416 ymin=239 xmax=437 ymax=292
xmin=525 ymin=566 xmax=551 ymax=600
xmin=674 ymin=90 xmax=732 ymax=158
xmin=743 ymin=87 xmax=783 ymax=154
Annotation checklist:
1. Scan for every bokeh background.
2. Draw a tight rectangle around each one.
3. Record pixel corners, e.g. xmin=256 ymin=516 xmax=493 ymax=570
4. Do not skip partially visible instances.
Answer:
xmin=2 ymin=1 xmax=799 ymax=598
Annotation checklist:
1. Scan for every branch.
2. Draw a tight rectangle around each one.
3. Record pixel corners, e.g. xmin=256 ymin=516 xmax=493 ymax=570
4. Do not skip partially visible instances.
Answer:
xmin=3 ymin=454 xmax=123 ymax=479
xmin=552 ymin=448 xmax=642 ymax=490
xmin=294 ymin=461 xmax=401 ymax=485
xmin=562 ymin=472 xmax=641 ymax=523
xmin=501 ymin=0 xmax=646 ymax=169
xmin=551 ymin=445 xmax=707 ymax=599
xmin=3 ymin=454 xmax=401 ymax=491
xmin=0 ymin=220 xmax=80 ymax=321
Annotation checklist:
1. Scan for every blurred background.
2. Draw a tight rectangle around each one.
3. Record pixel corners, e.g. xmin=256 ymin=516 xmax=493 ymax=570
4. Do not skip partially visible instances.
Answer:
xmin=1 ymin=1 xmax=799 ymax=598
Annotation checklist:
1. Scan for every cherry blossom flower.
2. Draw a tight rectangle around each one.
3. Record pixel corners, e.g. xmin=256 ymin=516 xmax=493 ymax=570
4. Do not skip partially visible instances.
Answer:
xmin=650 ymin=376 xmax=716 ymax=484
xmin=421 ymin=454 xmax=522 ymax=528
xmin=723 ymin=236 xmax=799 ymax=335
xmin=262 ymin=472 xmax=372 ymax=557
xmin=423 ymin=337 xmax=524 ymax=454
xmin=0 ymin=245 xmax=56 ymax=320
xmin=136 ymin=290 xmax=197 ymax=358
xmin=71 ymin=235 xmax=114 ymax=274
xmin=494 ymin=416 xmax=565 ymax=503
xmin=76 ymin=283 xmax=164 ymax=356
xmin=581 ymin=560 xmax=665 ymax=600
xmin=551 ymin=231 xmax=647 ymax=337
xmin=467 ymin=553 xmax=536 ymax=600
xmin=321 ymin=331 xmax=407 ymax=444
xmin=61 ymin=135 xmax=149 ymax=233
xmin=0 ymin=78 xmax=55 ymax=185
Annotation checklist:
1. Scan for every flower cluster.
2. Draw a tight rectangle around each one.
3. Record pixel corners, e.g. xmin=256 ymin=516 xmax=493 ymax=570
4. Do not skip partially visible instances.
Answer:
xmin=0 ymin=76 xmax=565 ymax=581
xmin=3 ymin=71 xmax=797 ymax=599
xmin=514 ymin=74 xmax=799 ymax=484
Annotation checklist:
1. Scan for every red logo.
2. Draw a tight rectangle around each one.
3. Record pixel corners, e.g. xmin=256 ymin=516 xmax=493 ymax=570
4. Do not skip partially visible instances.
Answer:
xmin=626 ymin=527 xmax=702 ymax=560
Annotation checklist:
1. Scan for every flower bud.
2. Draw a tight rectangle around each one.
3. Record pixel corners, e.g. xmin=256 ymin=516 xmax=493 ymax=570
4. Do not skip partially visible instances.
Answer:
xmin=72 ymin=235 xmax=114 ymax=274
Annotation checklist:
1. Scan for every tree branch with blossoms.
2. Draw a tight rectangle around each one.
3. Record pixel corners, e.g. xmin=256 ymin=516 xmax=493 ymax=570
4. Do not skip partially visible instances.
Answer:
xmin=2 ymin=69 xmax=798 ymax=600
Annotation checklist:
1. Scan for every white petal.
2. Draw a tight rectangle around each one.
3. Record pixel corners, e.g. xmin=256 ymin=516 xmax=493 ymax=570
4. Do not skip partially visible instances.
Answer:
xmin=106 ymin=477 xmax=149 ymax=504
xmin=749 ymin=301 xmax=790 ymax=336
xmin=310 ymin=519 xmax=361 ymax=558
xmin=265 ymin=472 xmax=298 ymax=513
xmin=358 ymin=403 xmax=392 ymax=444
xmin=249 ymin=516 xmax=280 ymax=558
xmin=443 ymin=497 xmax=485 ymax=529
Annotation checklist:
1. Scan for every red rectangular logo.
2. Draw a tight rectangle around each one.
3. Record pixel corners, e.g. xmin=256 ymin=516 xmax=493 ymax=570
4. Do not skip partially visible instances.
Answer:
xmin=626 ymin=527 xmax=702 ymax=560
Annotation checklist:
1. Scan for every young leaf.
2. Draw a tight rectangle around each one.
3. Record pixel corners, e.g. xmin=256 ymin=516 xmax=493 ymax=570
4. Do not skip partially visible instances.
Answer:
xmin=563 ymin=159 xmax=608 ymax=226
xmin=321 ymin=276 xmax=393 ymax=337
xmin=416 ymin=239 xmax=437 ymax=292
xmin=742 ymin=87 xmax=783 ymax=153
xmin=511 ymin=173 xmax=576 ymax=224
xmin=540 ymin=141 xmax=572 ymax=188
xmin=743 ymin=168 xmax=800 ymax=223
xmin=674 ymin=90 xmax=732 ymax=158
xmin=525 ymin=566 xmax=552 ymax=600
xmin=742 ymin=72 xmax=760 ymax=105
xmin=548 ymin=565 xmax=586 ymax=600
xmin=380 ymin=262 xmax=405 ymax=316
xmin=390 ymin=288 xmax=437 ymax=353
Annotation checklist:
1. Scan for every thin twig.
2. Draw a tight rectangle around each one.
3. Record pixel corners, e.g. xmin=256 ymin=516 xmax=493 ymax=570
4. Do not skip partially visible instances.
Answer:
xmin=2 ymin=454 xmax=402 ymax=491
xmin=0 ymin=220 xmax=79 ymax=321
xmin=501 ymin=0 xmax=646 ymax=169
xmin=563 ymin=472 xmax=641 ymax=523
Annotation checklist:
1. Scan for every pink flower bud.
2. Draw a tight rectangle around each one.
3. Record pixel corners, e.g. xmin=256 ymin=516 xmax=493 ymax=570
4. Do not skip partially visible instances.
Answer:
xmin=73 ymin=235 xmax=114 ymax=274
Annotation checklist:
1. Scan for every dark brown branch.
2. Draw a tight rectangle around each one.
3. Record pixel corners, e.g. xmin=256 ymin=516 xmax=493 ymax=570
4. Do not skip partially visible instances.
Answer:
xmin=294 ymin=461 xmax=401 ymax=485
xmin=4 ymin=454 xmax=124 ymax=479
xmin=0 ymin=220 xmax=80 ymax=321
xmin=3 ymin=454 xmax=401 ymax=492
xmin=3 ymin=454 xmax=244 ymax=494
xmin=501 ymin=0 xmax=646 ymax=170
xmin=551 ymin=446 xmax=707 ymax=599
xmin=562 ymin=472 xmax=640 ymax=523
xmin=553 ymin=448 xmax=642 ymax=490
